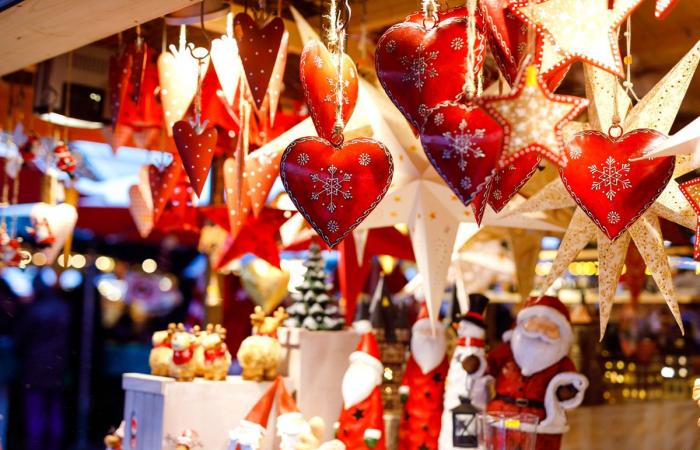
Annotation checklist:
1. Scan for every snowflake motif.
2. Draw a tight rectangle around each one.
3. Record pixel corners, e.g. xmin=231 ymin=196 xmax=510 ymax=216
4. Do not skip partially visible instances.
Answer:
xmin=460 ymin=177 xmax=472 ymax=190
xmin=310 ymin=165 xmax=352 ymax=213
xmin=297 ymin=152 xmax=310 ymax=166
xmin=568 ymin=145 xmax=582 ymax=160
xmin=385 ymin=40 xmax=397 ymax=54
xmin=327 ymin=220 xmax=340 ymax=233
xmin=358 ymin=153 xmax=371 ymax=166
xmin=418 ymin=104 xmax=430 ymax=118
xmin=493 ymin=189 xmax=503 ymax=200
xmin=588 ymin=156 xmax=632 ymax=201
xmin=441 ymin=119 xmax=486 ymax=171
xmin=608 ymin=211 xmax=621 ymax=224
xmin=323 ymin=77 xmax=351 ymax=105
xmin=313 ymin=55 xmax=323 ymax=68
xmin=451 ymin=38 xmax=464 ymax=51
xmin=399 ymin=44 xmax=439 ymax=91
xmin=434 ymin=113 xmax=445 ymax=126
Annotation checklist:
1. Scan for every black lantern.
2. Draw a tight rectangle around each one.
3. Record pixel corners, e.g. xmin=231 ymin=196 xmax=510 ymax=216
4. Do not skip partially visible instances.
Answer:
xmin=452 ymin=395 xmax=479 ymax=448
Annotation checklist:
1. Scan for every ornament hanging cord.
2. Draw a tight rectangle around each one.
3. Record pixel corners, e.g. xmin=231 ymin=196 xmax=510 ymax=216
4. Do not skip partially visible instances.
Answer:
xmin=622 ymin=16 xmax=640 ymax=101
xmin=464 ymin=0 xmax=478 ymax=98
xmin=189 ymin=1 xmax=212 ymax=133
xmin=329 ymin=0 xmax=351 ymax=145
xmin=421 ymin=0 xmax=439 ymax=27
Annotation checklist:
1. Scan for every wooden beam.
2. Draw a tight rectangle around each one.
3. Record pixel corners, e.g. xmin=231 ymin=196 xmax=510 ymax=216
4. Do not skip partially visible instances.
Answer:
xmin=0 ymin=0 xmax=198 ymax=76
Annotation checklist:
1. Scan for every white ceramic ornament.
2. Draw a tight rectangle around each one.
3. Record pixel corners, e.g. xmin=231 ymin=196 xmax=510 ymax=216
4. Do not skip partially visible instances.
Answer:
xmin=211 ymin=12 xmax=242 ymax=106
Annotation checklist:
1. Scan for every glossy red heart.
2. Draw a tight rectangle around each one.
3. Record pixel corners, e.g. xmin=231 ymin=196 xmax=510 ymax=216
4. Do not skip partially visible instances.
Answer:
xmin=149 ymin=161 xmax=182 ymax=223
xmin=300 ymin=40 xmax=359 ymax=145
xmin=280 ymin=137 xmax=394 ymax=248
xmin=560 ymin=129 xmax=673 ymax=241
xmin=420 ymin=102 xmax=503 ymax=206
xmin=479 ymin=0 xmax=528 ymax=86
xmin=376 ymin=16 xmax=485 ymax=129
xmin=234 ymin=13 xmax=285 ymax=110
xmin=172 ymin=120 xmax=217 ymax=197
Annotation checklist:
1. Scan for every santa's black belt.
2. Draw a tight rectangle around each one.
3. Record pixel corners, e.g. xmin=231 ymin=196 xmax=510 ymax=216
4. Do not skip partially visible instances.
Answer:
xmin=494 ymin=395 xmax=545 ymax=409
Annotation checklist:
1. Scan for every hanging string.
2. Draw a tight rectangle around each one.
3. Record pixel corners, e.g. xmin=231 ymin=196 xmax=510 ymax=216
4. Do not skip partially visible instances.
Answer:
xmin=464 ymin=0 xmax=477 ymax=98
xmin=622 ymin=16 xmax=640 ymax=101
xmin=422 ymin=0 xmax=439 ymax=26
xmin=327 ymin=0 xmax=350 ymax=145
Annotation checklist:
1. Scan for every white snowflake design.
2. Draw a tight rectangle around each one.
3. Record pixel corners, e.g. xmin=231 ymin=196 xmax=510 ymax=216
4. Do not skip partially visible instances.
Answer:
xmin=323 ymin=77 xmax=351 ymax=105
xmin=434 ymin=113 xmax=445 ymax=126
xmin=493 ymin=189 xmax=503 ymax=200
xmin=607 ymin=211 xmax=621 ymax=224
xmin=358 ymin=153 xmax=371 ymax=166
xmin=385 ymin=40 xmax=397 ymax=54
xmin=297 ymin=152 xmax=310 ymax=166
xmin=451 ymin=38 xmax=464 ymax=51
xmin=313 ymin=55 xmax=323 ymax=68
xmin=327 ymin=220 xmax=340 ymax=233
xmin=460 ymin=177 xmax=472 ymax=190
xmin=400 ymin=44 xmax=439 ymax=91
xmin=310 ymin=165 xmax=352 ymax=213
xmin=568 ymin=145 xmax=582 ymax=160
xmin=588 ymin=156 xmax=632 ymax=201
xmin=441 ymin=119 xmax=486 ymax=171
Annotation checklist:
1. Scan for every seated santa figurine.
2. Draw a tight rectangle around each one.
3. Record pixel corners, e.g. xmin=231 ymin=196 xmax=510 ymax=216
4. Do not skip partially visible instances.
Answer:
xmin=463 ymin=296 xmax=588 ymax=450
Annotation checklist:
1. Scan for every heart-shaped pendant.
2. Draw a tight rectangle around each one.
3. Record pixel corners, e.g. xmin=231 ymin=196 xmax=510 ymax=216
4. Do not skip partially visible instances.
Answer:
xmin=420 ymin=102 xmax=503 ymax=206
xmin=560 ymin=129 xmax=673 ymax=241
xmin=280 ymin=137 xmax=393 ymax=248
xmin=376 ymin=16 xmax=485 ymax=129
xmin=149 ymin=161 xmax=182 ymax=223
xmin=172 ymin=121 xmax=218 ymax=197
xmin=300 ymin=39 xmax=358 ymax=145
xmin=234 ymin=13 xmax=286 ymax=110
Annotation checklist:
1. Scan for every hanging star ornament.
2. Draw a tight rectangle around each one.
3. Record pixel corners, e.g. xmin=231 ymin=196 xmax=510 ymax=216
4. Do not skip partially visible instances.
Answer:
xmin=508 ymin=41 xmax=700 ymax=337
xmin=511 ymin=0 xmax=644 ymax=79
xmin=678 ymin=172 xmax=700 ymax=260
xmin=481 ymin=65 xmax=588 ymax=168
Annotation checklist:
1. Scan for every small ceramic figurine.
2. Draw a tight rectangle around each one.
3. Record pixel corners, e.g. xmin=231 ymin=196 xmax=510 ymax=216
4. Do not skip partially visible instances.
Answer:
xmin=104 ymin=421 xmax=125 ymax=450
xmin=169 ymin=324 xmax=198 ymax=381
xmin=192 ymin=324 xmax=208 ymax=377
xmin=26 ymin=216 xmax=56 ymax=248
xmin=198 ymin=324 xmax=231 ymax=381
xmin=149 ymin=323 xmax=175 ymax=377
xmin=237 ymin=306 xmax=288 ymax=381
xmin=170 ymin=429 xmax=201 ymax=450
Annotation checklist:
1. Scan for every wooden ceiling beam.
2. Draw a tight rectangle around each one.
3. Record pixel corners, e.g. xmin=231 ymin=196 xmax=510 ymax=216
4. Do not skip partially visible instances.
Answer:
xmin=0 ymin=0 xmax=198 ymax=76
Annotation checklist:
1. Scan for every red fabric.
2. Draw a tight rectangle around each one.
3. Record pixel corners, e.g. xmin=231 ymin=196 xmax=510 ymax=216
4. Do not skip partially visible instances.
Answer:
xmin=172 ymin=347 xmax=194 ymax=365
xmin=336 ymin=387 xmax=386 ymax=450
xmin=456 ymin=337 xmax=485 ymax=347
xmin=398 ymin=356 xmax=448 ymax=450
xmin=204 ymin=344 xmax=228 ymax=363
xmin=355 ymin=332 xmax=381 ymax=359
xmin=486 ymin=343 xmax=576 ymax=450
xmin=523 ymin=296 xmax=571 ymax=323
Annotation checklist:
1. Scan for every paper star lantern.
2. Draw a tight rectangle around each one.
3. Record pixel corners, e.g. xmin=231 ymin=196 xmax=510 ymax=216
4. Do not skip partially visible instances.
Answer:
xmin=511 ymin=0 xmax=644 ymax=79
xmin=481 ymin=65 xmax=587 ymax=168
xmin=632 ymin=117 xmax=700 ymax=162
xmin=678 ymin=175 xmax=700 ymax=259
xmin=509 ymin=41 xmax=700 ymax=336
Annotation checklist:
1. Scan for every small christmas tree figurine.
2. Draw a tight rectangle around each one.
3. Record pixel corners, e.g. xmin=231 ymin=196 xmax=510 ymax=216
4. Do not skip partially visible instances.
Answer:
xmin=285 ymin=242 xmax=344 ymax=331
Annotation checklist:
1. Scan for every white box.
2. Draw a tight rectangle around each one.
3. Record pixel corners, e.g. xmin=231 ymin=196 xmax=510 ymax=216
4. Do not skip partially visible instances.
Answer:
xmin=122 ymin=373 xmax=291 ymax=450
xmin=277 ymin=327 xmax=360 ymax=441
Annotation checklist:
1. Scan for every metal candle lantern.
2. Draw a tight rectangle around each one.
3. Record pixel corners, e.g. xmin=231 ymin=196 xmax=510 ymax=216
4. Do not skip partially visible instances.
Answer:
xmin=451 ymin=395 xmax=479 ymax=448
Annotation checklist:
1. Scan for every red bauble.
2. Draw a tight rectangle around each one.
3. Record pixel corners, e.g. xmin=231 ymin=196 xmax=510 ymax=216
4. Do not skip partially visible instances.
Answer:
xmin=376 ymin=16 xmax=485 ymax=129
xmin=560 ymin=129 xmax=674 ymax=241
xmin=172 ymin=121 xmax=218 ymax=197
xmin=280 ymin=137 xmax=393 ymax=248
xmin=420 ymin=102 xmax=503 ymax=206
xmin=300 ymin=40 xmax=358 ymax=145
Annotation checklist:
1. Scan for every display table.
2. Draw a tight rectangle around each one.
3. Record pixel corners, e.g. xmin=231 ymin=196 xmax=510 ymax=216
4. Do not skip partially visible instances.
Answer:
xmin=563 ymin=400 xmax=698 ymax=450
xmin=122 ymin=373 xmax=292 ymax=450
xmin=277 ymin=327 xmax=360 ymax=441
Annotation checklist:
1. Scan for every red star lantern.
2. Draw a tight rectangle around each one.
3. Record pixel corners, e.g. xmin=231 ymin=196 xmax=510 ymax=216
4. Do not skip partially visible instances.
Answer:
xmin=481 ymin=65 xmax=587 ymax=168
xmin=154 ymin=174 xmax=200 ymax=234
xmin=678 ymin=175 xmax=700 ymax=259
xmin=655 ymin=0 xmax=680 ymax=19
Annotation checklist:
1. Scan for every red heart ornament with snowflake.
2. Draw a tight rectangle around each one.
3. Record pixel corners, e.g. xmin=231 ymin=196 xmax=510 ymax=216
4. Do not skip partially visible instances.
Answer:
xmin=172 ymin=120 xmax=217 ymax=197
xmin=300 ymin=40 xmax=359 ymax=145
xmin=149 ymin=161 xmax=182 ymax=223
xmin=234 ymin=13 xmax=285 ymax=110
xmin=420 ymin=102 xmax=503 ymax=206
xmin=560 ymin=129 xmax=673 ymax=241
xmin=376 ymin=16 xmax=485 ymax=130
xmin=280 ymin=137 xmax=393 ymax=248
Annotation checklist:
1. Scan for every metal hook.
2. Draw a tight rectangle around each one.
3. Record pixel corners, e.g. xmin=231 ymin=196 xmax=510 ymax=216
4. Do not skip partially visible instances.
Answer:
xmin=187 ymin=0 xmax=212 ymax=60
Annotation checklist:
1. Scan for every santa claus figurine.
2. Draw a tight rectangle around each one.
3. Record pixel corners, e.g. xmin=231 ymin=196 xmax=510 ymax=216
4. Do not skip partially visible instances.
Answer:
xmin=335 ymin=332 xmax=385 ymax=450
xmin=228 ymin=378 xmax=279 ymax=450
xmin=27 ymin=216 xmax=56 ymax=248
xmin=439 ymin=294 xmax=489 ymax=449
xmin=53 ymin=142 xmax=76 ymax=177
xmin=463 ymin=296 xmax=588 ymax=450
xmin=398 ymin=303 xmax=448 ymax=450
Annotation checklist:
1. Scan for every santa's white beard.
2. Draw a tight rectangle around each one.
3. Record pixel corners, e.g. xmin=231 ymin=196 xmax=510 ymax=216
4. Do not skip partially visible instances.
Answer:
xmin=510 ymin=327 xmax=568 ymax=376
xmin=411 ymin=320 xmax=447 ymax=374
xmin=342 ymin=360 xmax=381 ymax=408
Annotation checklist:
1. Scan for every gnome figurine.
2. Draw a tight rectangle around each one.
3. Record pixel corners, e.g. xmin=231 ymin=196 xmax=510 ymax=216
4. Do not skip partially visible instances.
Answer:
xmin=228 ymin=378 xmax=279 ymax=450
xmin=438 ymin=294 xmax=489 ymax=449
xmin=463 ymin=296 xmax=589 ymax=450
xmin=335 ymin=332 xmax=386 ymax=450
xmin=398 ymin=303 xmax=449 ymax=450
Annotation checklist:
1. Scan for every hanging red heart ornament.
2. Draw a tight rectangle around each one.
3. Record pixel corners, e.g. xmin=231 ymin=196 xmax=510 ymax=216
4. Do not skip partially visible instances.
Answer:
xmin=280 ymin=137 xmax=394 ymax=248
xmin=300 ymin=39 xmax=359 ymax=144
xmin=479 ymin=0 xmax=529 ymax=85
xmin=234 ymin=13 xmax=285 ymax=110
xmin=376 ymin=16 xmax=485 ymax=129
xmin=420 ymin=102 xmax=503 ymax=206
xmin=149 ymin=161 xmax=182 ymax=223
xmin=172 ymin=120 xmax=218 ymax=197
xmin=560 ymin=129 xmax=674 ymax=241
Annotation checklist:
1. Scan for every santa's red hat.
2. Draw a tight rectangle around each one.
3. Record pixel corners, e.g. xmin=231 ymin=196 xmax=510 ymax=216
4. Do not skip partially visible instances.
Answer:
xmin=417 ymin=302 xmax=429 ymax=320
xmin=517 ymin=296 xmax=573 ymax=343
xmin=244 ymin=377 xmax=280 ymax=428
xmin=349 ymin=332 xmax=383 ymax=374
